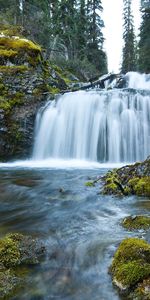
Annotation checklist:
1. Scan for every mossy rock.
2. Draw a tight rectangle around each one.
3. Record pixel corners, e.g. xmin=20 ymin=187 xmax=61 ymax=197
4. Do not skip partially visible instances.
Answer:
xmin=0 ymin=233 xmax=45 ymax=267
xmin=102 ymin=171 xmax=123 ymax=195
xmin=0 ymin=92 xmax=24 ymax=112
xmin=0 ymin=233 xmax=46 ymax=299
xmin=0 ymin=31 xmax=42 ymax=67
xmin=0 ymin=48 xmax=18 ymax=58
xmin=110 ymin=238 xmax=150 ymax=293
xmin=122 ymin=216 xmax=150 ymax=230
xmin=133 ymin=177 xmax=150 ymax=197
xmin=0 ymin=235 xmax=20 ymax=268
xmin=103 ymin=182 xmax=119 ymax=195
xmin=0 ymin=35 xmax=41 ymax=53
xmin=101 ymin=157 xmax=150 ymax=197
xmin=0 ymin=65 xmax=30 ymax=74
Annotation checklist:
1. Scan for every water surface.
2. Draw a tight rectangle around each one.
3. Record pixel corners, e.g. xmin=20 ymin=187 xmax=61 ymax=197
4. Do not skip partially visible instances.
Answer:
xmin=0 ymin=165 xmax=149 ymax=300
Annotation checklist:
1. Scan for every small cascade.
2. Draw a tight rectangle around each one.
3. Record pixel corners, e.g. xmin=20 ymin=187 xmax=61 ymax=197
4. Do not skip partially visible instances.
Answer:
xmin=126 ymin=72 xmax=150 ymax=90
xmin=33 ymin=75 xmax=150 ymax=163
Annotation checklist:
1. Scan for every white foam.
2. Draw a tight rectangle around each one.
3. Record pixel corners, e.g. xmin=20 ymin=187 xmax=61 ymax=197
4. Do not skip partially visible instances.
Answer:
xmin=0 ymin=159 xmax=126 ymax=170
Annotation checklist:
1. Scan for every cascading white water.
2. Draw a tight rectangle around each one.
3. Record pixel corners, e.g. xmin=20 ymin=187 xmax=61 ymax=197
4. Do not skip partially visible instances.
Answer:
xmin=126 ymin=72 xmax=150 ymax=90
xmin=33 ymin=79 xmax=150 ymax=163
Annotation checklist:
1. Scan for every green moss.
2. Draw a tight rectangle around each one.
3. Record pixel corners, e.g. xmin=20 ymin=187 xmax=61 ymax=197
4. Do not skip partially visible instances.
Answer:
xmin=0 ymin=92 xmax=24 ymax=112
xmin=0 ymin=25 xmax=24 ymax=37
xmin=48 ymin=86 xmax=60 ymax=94
xmin=85 ymin=181 xmax=95 ymax=187
xmin=0 ymin=235 xmax=20 ymax=268
xmin=101 ymin=158 xmax=150 ymax=197
xmin=110 ymin=238 xmax=150 ymax=291
xmin=102 ymin=170 xmax=123 ymax=195
xmin=122 ymin=216 xmax=150 ymax=230
xmin=114 ymin=261 xmax=150 ymax=288
xmin=0 ymin=83 xmax=5 ymax=92
xmin=103 ymin=182 xmax=119 ymax=195
xmin=0 ymin=35 xmax=41 ymax=53
xmin=134 ymin=177 xmax=150 ymax=196
xmin=0 ymin=48 xmax=18 ymax=58
xmin=0 ymin=65 xmax=30 ymax=74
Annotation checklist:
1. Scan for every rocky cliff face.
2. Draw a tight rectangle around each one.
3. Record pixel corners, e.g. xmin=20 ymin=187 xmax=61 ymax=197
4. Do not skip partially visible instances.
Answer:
xmin=0 ymin=25 xmax=77 ymax=161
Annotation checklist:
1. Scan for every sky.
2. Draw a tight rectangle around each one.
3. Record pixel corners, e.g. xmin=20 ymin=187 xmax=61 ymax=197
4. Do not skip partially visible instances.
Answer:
xmin=102 ymin=0 xmax=141 ymax=73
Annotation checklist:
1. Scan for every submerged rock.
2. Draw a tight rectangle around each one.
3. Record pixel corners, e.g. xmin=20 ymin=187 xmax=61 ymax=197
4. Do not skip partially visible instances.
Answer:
xmin=101 ymin=156 xmax=150 ymax=197
xmin=110 ymin=238 xmax=150 ymax=297
xmin=0 ymin=233 xmax=45 ymax=299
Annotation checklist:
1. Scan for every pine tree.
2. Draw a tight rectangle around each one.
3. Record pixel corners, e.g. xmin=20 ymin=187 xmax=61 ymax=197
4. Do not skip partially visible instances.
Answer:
xmin=0 ymin=0 xmax=21 ymax=25
xmin=122 ymin=0 xmax=137 ymax=73
xmin=86 ymin=0 xmax=107 ymax=72
xmin=138 ymin=4 xmax=150 ymax=73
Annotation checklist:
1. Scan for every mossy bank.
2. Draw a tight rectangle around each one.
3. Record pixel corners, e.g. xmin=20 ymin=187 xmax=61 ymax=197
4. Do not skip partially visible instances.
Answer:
xmin=101 ymin=156 xmax=150 ymax=197
xmin=0 ymin=25 xmax=79 ymax=160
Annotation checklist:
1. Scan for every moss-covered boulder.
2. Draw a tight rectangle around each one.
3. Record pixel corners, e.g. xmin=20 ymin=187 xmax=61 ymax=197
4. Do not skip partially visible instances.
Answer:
xmin=122 ymin=216 xmax=150 ymax=231
xmin=101 ymin=157 xmax=150 ymax=197
xmin=110 ymin=238 xmax=150 ymax=297
xmin=0 ymin=233 xmax=45 ymax=299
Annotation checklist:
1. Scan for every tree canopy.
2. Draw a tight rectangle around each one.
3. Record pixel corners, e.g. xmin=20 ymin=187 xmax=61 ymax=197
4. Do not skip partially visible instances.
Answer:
xmin=0 ymin=0 xmax=107 ymax=76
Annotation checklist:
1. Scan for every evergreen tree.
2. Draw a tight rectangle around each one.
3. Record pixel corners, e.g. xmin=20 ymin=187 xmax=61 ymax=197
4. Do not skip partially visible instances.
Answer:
xmin=0 ymin=0 xmax=21 ymax=25
xmin=76 ymin=0 xmax=87 ymax=59
xmin=122 ymin=0 xmax=137 ymax=73
xmin=138 ymin=3 xmax=150 ymax=73
xmin=0 ymin=0 xmax=107 ymax=76
xmin=86 ymin=0 xmax=107 ymax=72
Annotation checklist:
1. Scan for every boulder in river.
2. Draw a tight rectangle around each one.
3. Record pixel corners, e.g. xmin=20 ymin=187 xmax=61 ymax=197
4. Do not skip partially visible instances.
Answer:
xmin=0 ymin=233 xmax=45 ymax=299
xmin=101 ymin=156 xmax=150 ymax=197
xmin=110 ymin=238 xmax=150 ymax=297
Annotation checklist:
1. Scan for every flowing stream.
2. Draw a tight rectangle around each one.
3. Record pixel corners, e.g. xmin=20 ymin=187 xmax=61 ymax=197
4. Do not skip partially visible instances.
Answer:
xmin=0 ymin=72 xmax=150 ymax=300
xmin=0 ymin=167 xmax=149 ymax=300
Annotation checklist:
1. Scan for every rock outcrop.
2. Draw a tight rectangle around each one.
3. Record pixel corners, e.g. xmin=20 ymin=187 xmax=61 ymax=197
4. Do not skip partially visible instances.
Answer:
xmin=0 ymin=25 xmax=78 ymax=161
xmin=101 ymin=156 xmax=150 ymax=197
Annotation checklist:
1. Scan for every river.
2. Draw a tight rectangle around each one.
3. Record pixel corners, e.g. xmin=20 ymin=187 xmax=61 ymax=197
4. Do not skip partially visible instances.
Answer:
xmin=0 ymin=163 xmax=149 ymax=300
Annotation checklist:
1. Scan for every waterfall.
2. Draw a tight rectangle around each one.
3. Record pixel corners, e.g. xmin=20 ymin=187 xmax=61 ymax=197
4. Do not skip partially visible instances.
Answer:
xmin=33 ymin=86 xmax=150 ymax=163
xmin=126 ymin=72 xmax=150 ymax=90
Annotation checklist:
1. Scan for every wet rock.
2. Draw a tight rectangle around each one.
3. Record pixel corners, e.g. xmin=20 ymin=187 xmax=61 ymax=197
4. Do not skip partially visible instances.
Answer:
xmin=110 ymin=238 xmax=150 ymax=296
xmin=0 ymin=25 xmax=80 ymax=161
xmin=0 ymin=233 xmax=46 ymax=299
xmin=101 ymin=156 xmax=150 ymax=197
xmin=0 ymin=233 xmax=45 ymax=268
xmin=131 ymin=278 xmax=150 ymax=299
xmin=122 ymin=216 xmax=150 ymax=231
xmin=12 ymin=178 xmax=39 ymax=187
xmin=0 ymin=268 xmax=21 ymax=299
